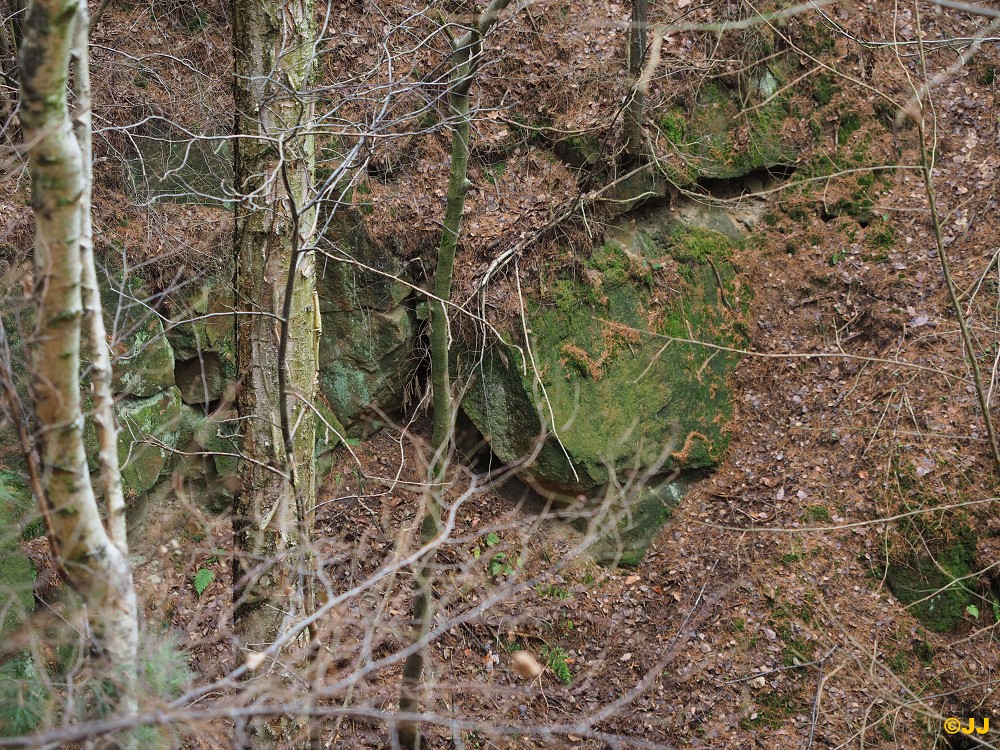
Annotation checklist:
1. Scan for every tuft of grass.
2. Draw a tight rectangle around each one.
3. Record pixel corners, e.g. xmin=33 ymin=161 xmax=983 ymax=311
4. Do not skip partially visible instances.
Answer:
xmin=805 ymin=505 xmax=831 ymax=522
xmin=540 ymin=645 xmax=572 ymax=685
xmin=535 ymin=583 xmax=570 ymax=600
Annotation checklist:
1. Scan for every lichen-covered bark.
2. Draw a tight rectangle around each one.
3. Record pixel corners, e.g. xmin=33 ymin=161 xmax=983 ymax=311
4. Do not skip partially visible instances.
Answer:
xmin=233 ymin=0 xmax=318 ymax=658
xmin=19 ymin=0 xmax=138 ymax=727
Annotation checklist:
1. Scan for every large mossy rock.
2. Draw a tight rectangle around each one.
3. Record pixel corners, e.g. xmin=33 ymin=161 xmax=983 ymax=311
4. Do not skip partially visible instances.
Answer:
xmin=77 ymin=274 xmax=177 ymax=398
xmin=460 ymin=220 xmax=745 ymax=495
xmin=165 ymin=280 xmax=237 ymax=406
xmin=108 ymin=387 xmax=183 ymax=496
xmin=657 ymin=77 xmax=797 ymax=182
xmin=171 ymin=404 xmax=242 ymax=512
xmin=108 ymin=302 xmax=176 ymax=398
xmin=317 ymin=216 xmax=418 ymax=429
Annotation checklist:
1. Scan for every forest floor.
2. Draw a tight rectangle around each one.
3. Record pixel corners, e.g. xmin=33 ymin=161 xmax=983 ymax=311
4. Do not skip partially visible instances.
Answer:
xmin=2 ymin=0 xmax=999 ymax=748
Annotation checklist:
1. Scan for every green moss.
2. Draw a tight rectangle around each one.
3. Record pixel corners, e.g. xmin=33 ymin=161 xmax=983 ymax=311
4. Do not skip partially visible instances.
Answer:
xmin=812 ymin=74 xmax=838 ymax=106
xmin=839 ymin=111 xmax=862 ymax=140
xmin=805 ymin=504 xmax=830 ymax=522
xmin=530 ymin=226 xmax=739 ymax=481
xmin=0 ymin=654 xmax=47 ymax=737
xmin=88 ymin=388 xmax=183 ymax=496
xmin=660 ymin=80 xmax=795 ymax=180
xmin=888 ymin=650 xmax=909 ymax=673
xmin=540 ymin=645 xmax=572 ymax=685
xmin=668 ymin=224 xmax=734 ymax=264
xmin=0 ymin=472 xmax=37 ymax=639
xmin=886 ymin=523 xmax=978 ymax=633
xmin=657 ymin=110 xmax=686 ymax=144
xmin=741 ymin=689 xmax=804 ymax=729
xmin=483 ymin=161 xmax=507 ymax=185
xmin=460 ymin=218 xmax=745 ymax=505
xmin=777 ymin=623 xmax=815 ymax=666
xmin=867 ymin=223 xmax=896 ymax=251
xmin=913 ymin=639 xmax=935 ymax=664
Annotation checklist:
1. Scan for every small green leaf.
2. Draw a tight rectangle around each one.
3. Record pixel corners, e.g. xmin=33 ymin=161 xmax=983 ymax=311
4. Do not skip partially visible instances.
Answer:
xmin=194 ymin=568 xmax=215 ymax=596
xmin=485 ymin=532 xmax=500 ymax=547
xmin=966 ymin=604 xmax=980 ymax=618
xmin=472 ymin=547 xmax=481 ymax=560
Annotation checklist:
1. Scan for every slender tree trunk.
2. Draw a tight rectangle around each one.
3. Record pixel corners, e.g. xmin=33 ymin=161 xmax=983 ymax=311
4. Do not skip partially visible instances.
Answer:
xmin=232 ymin=0 xmax=317 ymax=688
xmin=624 ymin=0 xmax=648 ymax=161
xmin=74 ymin=2 xmax=128 ymax=552
xmin=397 ymin=5 xmax=511 ymax=747
xmin=19 ymin=0 xmax=138 ymax=733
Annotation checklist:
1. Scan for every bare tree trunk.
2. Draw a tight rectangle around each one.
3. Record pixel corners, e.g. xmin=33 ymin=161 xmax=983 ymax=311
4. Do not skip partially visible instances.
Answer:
xmin=397 ymin=4 xmax=512 ymax=747
xmin=18 ymin=0 xmax=138 ymax=733
xmin=232 ymin=0 xmax=318 ymax=704
xmin=624 ymin=0 xmax=648 ymax=161
xmin=74 ymin=2 xmax=128 ymax=552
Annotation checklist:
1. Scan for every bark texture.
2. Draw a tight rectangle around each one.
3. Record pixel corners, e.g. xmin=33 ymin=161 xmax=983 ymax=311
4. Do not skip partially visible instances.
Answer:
xmin=624 ymin=0 xmax=648 ymax=160
xmin=19 ymin=0 xmax=138 ymax=725
xmin=233 ymin=0 xmax=318 ymax=657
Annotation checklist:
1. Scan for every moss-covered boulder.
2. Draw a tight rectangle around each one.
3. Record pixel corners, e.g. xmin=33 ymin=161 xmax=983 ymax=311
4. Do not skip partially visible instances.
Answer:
xmin=77 ymin=275 xmax=176 ymax=398
xmin=109 ymin=310 xmax=176 ymax=398
xmin=170 ymin=404 xmax=241 ymax=512
xmin=115 ymin=387 xmax=183 ymax=496
xmin=598 ymin=164 xmax=669 ymax=215
xmin=317 ymin=216 xmax=418 ymax=428
xmin=658 ymin=78 xmax=796 ymax=181
xmin=165 ymin=280 xmax=236 ymax=405
xmin=460 ymin=219 xmax=745 ymax=495
xmin=584 ymin=476 xmax=687 ymax=567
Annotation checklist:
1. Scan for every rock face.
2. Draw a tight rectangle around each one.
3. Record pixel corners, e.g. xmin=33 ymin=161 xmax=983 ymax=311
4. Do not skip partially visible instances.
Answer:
xmin=460 ymin=219 xmax=745 ymax=565
xmin=317 ymin=215 xmax=419 ymax=430
xmin=112 ymin=387 xmax=184 ymax=496
xmin=110 ymin=314 xmax=176 ymax=398
xmin=165 ymin=280 xmax=237 ymax=406
xmin=169 ymin=404 xmax=242 ymax=513
xmin=461 ymin=219 xmax=744 ymax=496
xmin=661 ymin=78 xmax=797 ymax=181
xmin=89 ymin=277 xmax=177 ymax=398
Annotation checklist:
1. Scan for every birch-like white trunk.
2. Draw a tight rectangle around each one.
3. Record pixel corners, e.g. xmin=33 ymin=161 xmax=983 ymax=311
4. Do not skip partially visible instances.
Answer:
xmin=19 ymin=0 xmax=138 ymax=730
